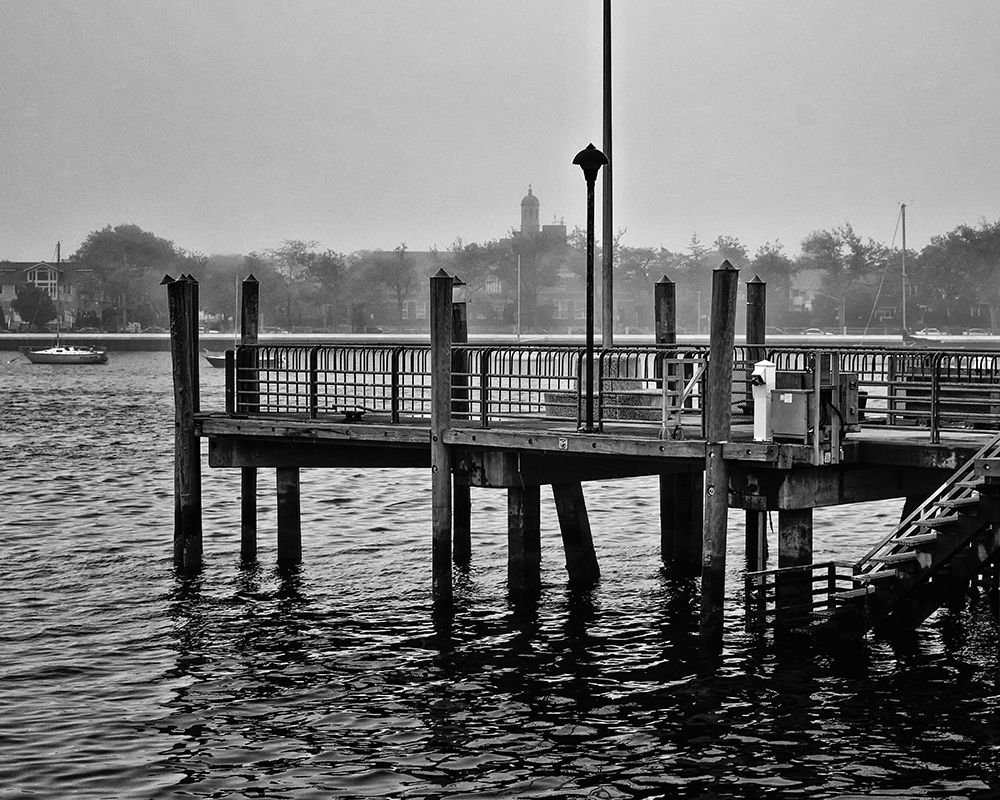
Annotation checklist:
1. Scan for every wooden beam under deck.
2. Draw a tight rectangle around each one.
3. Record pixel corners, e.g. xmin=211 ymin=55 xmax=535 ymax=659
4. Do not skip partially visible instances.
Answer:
xmin=196 ymin=413 xmax=996 ymax=504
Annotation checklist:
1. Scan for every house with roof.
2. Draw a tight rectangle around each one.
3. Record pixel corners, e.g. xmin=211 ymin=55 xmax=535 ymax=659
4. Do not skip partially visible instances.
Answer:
xmin=0 ymin=259 xmax=94 ymax=330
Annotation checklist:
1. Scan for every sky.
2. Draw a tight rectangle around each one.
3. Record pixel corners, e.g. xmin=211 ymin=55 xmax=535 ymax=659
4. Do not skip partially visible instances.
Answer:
xmin=2 ymin=0 xmax=1000 ymax=262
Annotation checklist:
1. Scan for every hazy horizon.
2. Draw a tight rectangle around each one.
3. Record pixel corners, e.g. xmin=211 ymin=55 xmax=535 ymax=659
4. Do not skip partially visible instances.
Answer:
xmin=3 ymin=0 xmax=999 ymax=261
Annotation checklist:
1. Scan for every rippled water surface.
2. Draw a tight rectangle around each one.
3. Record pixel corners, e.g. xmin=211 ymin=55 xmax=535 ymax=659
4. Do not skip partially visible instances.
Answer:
xmin=2 ymin=352 xmax=1000 ymax=799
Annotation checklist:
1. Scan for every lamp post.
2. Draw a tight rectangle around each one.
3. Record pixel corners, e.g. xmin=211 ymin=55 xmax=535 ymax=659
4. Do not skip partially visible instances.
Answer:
xmin=573 ymin=143 xmax=609 ymax=432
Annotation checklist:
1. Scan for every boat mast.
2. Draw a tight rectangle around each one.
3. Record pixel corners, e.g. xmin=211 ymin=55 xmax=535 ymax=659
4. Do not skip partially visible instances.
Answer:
xmin=900 ymin=204 xmax=907 ymax=334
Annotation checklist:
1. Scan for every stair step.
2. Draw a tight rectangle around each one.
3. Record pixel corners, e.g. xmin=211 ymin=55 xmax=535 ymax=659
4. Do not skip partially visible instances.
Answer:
xmin=956 ymin=479 xmax=984 ymax=489
xmin=855 ymin=569 xmax=899 ymax=583
xmin=873 ymin=550 xmax=921 ymax=565
xmin=834 ymin=585 xmax=877 ymax=601
xmin=899 ymin=532 xmax=939 ymax=548
xmin=935 ymin=496 xmax=979 ymax=510
xmin=916 ymin=513 xmax=961 ymax=528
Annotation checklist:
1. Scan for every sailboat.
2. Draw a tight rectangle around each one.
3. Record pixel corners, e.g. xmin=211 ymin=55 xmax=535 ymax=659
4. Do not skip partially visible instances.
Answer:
xmin=22 ymin=243 xmax=109 ymax=365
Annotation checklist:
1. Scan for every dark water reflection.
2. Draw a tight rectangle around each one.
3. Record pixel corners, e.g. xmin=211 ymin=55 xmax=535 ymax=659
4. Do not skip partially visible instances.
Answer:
xmin=2 ymin=353 xmax=1000 ymax=798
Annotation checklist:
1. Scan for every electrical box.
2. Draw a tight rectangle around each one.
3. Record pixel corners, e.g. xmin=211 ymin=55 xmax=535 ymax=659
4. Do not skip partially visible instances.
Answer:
xmin=770 ymin=389 xmax=821 ymax=443
xmin=767 ymin=370 xmax=860 ymax=444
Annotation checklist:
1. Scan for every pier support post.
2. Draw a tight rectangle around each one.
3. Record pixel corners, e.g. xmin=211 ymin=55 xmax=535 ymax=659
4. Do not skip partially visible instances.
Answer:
xmin=276 ymin=467 xmax=301 ymax=566
xmin=508 ymin=485 xmax=541 ymax=592
xmin=452 ymin=296 xmax=471 ymax=566
xmin=745 ymin=510 xmax=768 ymax=572
xmin=240 ymin=274 xmax=260 ymax=562
xmin=744 ymin=276 xmax=768 ymax=570
xmin=654 ymin=274 xmax=701 ymax=570
xmin=776 ymin=508 xmax=813 ymax=620
xmin=165 ymin=274 xmax=202 ymax=570
xmin=552 ymin=482 xmax=600 ymax=587
xmin=699 ymin=260 xmax=740 ymax=654
xmin=660 ymin=467 xmax=704 ymax=574
xmin=430 ymin=269 xmax=454 ymax=598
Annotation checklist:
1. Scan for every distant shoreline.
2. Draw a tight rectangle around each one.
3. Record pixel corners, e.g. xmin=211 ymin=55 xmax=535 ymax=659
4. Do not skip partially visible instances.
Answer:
xmin=4 ymin=331 xmax=977 ymax=353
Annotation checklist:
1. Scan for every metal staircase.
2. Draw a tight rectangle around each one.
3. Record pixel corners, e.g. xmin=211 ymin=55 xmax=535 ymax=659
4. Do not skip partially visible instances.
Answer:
xmin=747 ymin=433 xmax=1000 ymax=639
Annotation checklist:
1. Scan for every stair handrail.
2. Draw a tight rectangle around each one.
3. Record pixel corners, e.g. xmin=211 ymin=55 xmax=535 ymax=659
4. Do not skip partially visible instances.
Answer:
xmin=855 ymin=431 xmax=1000 ymax=569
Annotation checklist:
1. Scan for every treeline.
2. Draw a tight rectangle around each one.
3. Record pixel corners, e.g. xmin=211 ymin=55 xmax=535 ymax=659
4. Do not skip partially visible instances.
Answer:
xmin=21 ymin=217 xmax=1000 ymax=334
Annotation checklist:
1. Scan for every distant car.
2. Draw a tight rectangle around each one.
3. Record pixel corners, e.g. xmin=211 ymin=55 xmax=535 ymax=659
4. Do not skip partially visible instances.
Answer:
xmin=803 ymin=327 xmax=826 ymax=335
xmin=915 ymin=327 xmax=941 ymax=336
xmin=142 ymin=325 xmax=167 ymax=333
xmin=964 ymin=327 xmax=990 ymax=335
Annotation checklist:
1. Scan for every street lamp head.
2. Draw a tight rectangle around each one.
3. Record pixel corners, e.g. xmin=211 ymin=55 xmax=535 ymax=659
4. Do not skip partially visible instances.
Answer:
xmin=573 ymin=143 xmax=609 ymax=183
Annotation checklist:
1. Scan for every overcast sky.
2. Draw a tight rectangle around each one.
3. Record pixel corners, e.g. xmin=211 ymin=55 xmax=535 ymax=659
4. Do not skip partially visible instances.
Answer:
xmin=2 ymin=0 xmax=999 ymax=261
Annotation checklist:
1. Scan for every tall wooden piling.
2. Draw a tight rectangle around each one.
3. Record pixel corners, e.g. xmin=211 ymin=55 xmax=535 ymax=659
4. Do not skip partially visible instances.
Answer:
xmin=700 ymin=260 xmax=740 ymax=653
xmin=655 ymin=275 xmax=703 ymax=572
xmin=276 ymin=467 xmax=302 ymax=566
xmin=776 ymin=508 xmax=813 ymax=620
xmin=745 ymin=276 xmax=768 ymax=569
xmin=240 ymin=274 xmax=259 ymax=562
xmin=165 ymin=274 xmax=202 ymax=570
xmin=452 ymin=296 xmax=471 ymax=566
xmin=430 ymin=269 xmax=454 ymax=598
xmin=508 ymin=485 xmax=541 ymax=592
xmin=552 ymin=482 xmax=601 ymax=586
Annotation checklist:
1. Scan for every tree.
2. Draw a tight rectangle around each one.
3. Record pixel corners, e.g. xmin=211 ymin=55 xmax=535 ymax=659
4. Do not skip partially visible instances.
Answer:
xmin=71 ymin=223 xmax=195 ymax=330
xmin=11 ymin=284 xmax=57 ymax=331
xmin=914 ymin=220 xmax=1000 ymax=330
xmin=750 ymin=241 xmax=796 ymax=325
xmin=800 ymin=224 xmax=882 ymax=332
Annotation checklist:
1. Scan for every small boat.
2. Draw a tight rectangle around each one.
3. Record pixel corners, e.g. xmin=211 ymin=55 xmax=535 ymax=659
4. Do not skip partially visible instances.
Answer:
xmin=23 ymin=344 xmax=108 ymax=365
xmin=202 ymin=348 xmax=283 ymax=370
xmin=203 ymin=349 xmax=227 ymax=368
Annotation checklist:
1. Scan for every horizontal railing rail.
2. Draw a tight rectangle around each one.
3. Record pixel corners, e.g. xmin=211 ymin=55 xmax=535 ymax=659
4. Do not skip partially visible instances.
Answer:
xmin=222 ymin=343 xmax=1000 ymax=441
xmin=744 ymin=561 xmax=858 ymax=630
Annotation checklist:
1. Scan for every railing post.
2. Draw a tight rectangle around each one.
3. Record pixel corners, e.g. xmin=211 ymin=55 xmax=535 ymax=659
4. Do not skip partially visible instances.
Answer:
xmin=308 ymin=346 xmax=319 ymax=419
xmin=479 ymin=348 xmax=491 ymax=428
xmin=225 ymin=350 xmax=235 ymax=414
xmin=930 ymin=352 xmax=941 ymax=443
xmin=430 ymin=269 xmax=454 ymax=600
xmin=164 ymin=274 xmax=202 ymax=571
xmin=390 ymin=346 xmax=401 ymax=423
xmin=700 ymin=259 xmax=740 ymax=657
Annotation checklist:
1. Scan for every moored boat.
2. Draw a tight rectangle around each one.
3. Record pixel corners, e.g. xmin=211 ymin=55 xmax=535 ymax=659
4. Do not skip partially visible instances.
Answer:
xmin=23 ymin=344 xmax=108 ymax=365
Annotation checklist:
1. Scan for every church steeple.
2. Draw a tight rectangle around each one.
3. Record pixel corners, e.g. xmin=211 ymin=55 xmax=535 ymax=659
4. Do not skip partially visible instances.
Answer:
xmin=520 ymin=185 xmax=540 ymax=235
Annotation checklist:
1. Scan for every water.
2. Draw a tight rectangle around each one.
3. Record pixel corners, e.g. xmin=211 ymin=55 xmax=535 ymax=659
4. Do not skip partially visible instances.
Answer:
xmin=2 ymin=352 xmax=999 ymax=798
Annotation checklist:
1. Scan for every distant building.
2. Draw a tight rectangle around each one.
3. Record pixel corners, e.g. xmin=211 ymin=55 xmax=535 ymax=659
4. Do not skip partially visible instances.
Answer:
xmin=0 ymin=259 xmax=94 ymax=329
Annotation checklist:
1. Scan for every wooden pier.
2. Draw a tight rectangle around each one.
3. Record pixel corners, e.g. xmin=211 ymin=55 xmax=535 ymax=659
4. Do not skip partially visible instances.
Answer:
xmin=165 ymin=268 xmax=1000 ymax=651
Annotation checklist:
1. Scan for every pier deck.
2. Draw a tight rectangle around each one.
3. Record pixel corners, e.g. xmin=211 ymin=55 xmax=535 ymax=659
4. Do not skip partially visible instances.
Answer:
xmin=166 ymin=271 xmax=1000 ymax=649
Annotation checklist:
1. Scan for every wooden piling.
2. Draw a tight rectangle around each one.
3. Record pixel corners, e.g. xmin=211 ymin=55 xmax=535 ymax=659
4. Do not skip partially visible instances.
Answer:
xmin=452 ymin=297 xmax=471 ymax=566
xmin=660 ymin=467 xmax=704 ymax=574
xmin=275 ymin=467 xmax=301 ymax=566
xmin=552 ymin=482 xmax=600 ymax=586
xmin=699 ymin=260 xmax=740 ymax=653
xmin=654 ymin=274 xmax=702 ymax=570
xmin=508 ymin=485 xmax=541 ymax=592
xmin=430 ymin=269 xmax=454 ymax=598
xmin=745 ymin=276 xmax=768 ymax=570
xmin=165 ymin=274 xmax=202 ymax=570
xmin=240 ymin=274 xmax=259 ymax=561
xmin=776 ymin=508 xmax=813 ymax=620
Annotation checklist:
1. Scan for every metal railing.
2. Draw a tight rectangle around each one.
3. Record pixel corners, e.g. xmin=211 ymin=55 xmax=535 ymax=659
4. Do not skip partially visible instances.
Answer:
xmin=223 ymin=343 xmax=1000 ymax=440
xmin=768 ymin=347 xmax=1000 ymax=442
xmin=744 ymin=561 xmax=858 ymax=631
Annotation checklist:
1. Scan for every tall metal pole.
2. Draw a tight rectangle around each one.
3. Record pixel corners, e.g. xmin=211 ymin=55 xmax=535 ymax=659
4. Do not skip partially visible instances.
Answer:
xmin=901 ymin=203 xmax=907 ymax=334
xmin=516 ymin=254 xmax=522 ymax=343
xmin=601 ymin=0 xmax=614 ymax=349
xmin=573 ymin=144 xmax=609 ymax=433
xmin=585 ymin=171 xmax=597 ymax=431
